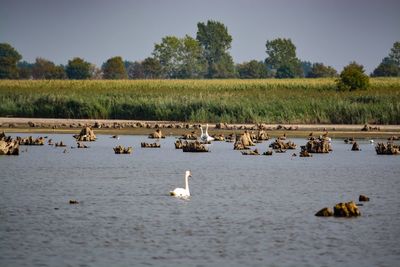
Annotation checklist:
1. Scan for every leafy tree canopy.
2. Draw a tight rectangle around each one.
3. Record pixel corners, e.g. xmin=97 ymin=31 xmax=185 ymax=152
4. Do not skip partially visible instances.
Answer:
xmin=153 ymin=35 xmax=207 ymax=78
xmin=372 ymin=41 xmax=400 ymax=77
xmin=102 ymin=56 xmax=127 ymax=79
xmin=307 ymin=63 xmax=338 ymax=78
xmin=236 ymin=60 xmax=268 ymax=79
xmin=196 ymin=20 xmax=235 ymax=78
xmin=66 ymin=57 xmax=91 ymax=79
xmin=0 ymin=43 xmax=22 ymax=79
xmin=265 ymin=38 xmax=302 ymax=78
xmin=32 ymin=58 xmax=66 ymax=79
xmin=142 ymin=57 xmax=162 ymax=79
xmin=337 ymin=61 xmax=369 ymax=91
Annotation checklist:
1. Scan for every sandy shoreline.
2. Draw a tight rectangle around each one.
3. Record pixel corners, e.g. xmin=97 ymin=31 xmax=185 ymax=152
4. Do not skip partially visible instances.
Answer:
xmin=1 ymin=117 xmax=399 ymax=138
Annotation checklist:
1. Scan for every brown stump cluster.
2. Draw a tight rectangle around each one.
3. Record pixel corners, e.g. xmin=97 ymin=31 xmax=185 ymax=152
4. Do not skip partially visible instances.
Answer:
xmin=375 ymin=142 xmax=400 ymax=155
xmin=233 ymin=131 xmax=255 ymax=150
xmin=148 ymin=129 xmax=165 ymax=139
xmin=0 ymin=132 xmax=19 ymax=155
xmin=141 ymin=142 xmax=161 ymax=148
xmin=351 ymin=142 xmax=360 ymax=151
xmin=113 ymin=145 xmax=133 ymax=154
xmin=74 ymin=127 xmax=97 ymax=141
xmin=17 ymin=136 xmax=45 ymax=145
xmin=302 ymin=137 xmax=332 ymax=154
xmin=315 ymin=201 xmax=361 ymax=217
xmin=269 ymin=139 xmax=297 ymax=150
xmin=241 ymin=149 xmax=260 ymax=155
xmin=182 ymin=141 xmax=208 ymax=152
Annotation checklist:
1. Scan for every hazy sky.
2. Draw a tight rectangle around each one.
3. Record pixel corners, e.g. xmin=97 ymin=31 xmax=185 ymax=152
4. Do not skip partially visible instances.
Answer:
xmin=1 ymin=0 xmax=399 ymax=73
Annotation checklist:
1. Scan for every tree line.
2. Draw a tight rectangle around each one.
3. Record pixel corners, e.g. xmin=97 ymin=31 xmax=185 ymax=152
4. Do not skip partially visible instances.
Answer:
xmin=1 ymin=20 xmax=399 ymax=80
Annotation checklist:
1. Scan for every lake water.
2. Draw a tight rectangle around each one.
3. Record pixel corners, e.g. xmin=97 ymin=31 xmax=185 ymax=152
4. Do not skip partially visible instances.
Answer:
xmin=0 ymin=133 xmax=399 ymax=267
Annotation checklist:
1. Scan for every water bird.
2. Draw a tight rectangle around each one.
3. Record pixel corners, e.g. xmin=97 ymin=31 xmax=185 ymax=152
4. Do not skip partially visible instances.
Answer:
xmin=369 ymin=139 xmax=374 ymax=144
xmin=170 ymin=170 xmax=192 ymax=199
xmin=200 ymin=124 xmax=214 ymax=142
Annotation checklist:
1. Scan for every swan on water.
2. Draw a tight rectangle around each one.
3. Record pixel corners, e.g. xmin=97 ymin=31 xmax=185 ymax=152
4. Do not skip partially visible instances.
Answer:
xmin=170 ymin=170 xmax=192 ymax=198
xmin=369 ymin=139 xmax=374 ymax=143
xmin=200 ymin=124 xmax=214 ymax=142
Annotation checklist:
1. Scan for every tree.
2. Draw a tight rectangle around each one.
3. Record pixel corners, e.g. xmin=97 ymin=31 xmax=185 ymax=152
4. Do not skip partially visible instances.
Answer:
xmin=236 ymin=60 xmax=268 ymax=78
xmin=307 ymin=63 xmax=338 ymax=78
xmin=196 ymin=20 xmax=235 ymax=78
xmin=337 ymin=62 xmax=369 ymax=91
xmin=65 ymin=57 xmax=91 ymax=79
xmin=301 ymin=61 xmax=312 ymax=77
xmin=125 ymin=61 xmax=145 ymax=79
xmin=388 ymin=41 xmax=400 ymax=66
xmin=0 ymin=43 xmax=22 ymax=79
xmin=265 ymin=38 xmax=302 ymax=78
xmin=178 ymin=35 xmax=207 ymax=78
xmin=372 ymin=57 xmax=399 ymax=77
xmin=152 ymin=35 xmax=207 ymax=79
xmin=372 ymin=41 xmax=400 ymax=77
xmin=102 ymin=56 xmax=127 ymax=79
xmin=17 ymin=61 xmax=34 ymax=79
xmin=142 ymin=57 xmax=162 ymax=79
xmin=153 ymin=36 xmax=182 ymax=78
xmin=32 ymin=58 xmax=66 ymax=79
xmin=89 ymin=64 xmax=102 ymax=79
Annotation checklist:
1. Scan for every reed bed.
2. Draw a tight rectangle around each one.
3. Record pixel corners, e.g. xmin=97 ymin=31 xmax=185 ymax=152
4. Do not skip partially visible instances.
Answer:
xmin=0 ymin=78 xmax=399 ymax=124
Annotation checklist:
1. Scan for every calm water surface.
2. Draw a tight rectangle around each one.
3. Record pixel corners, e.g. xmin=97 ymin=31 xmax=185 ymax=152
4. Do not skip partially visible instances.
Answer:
xmin=0 ymin=134 xmax=399 ymax=267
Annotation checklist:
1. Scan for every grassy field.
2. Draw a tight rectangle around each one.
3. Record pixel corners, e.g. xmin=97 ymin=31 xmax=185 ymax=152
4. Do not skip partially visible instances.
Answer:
xmin=0 ymin=78 xmax=399 ymax=124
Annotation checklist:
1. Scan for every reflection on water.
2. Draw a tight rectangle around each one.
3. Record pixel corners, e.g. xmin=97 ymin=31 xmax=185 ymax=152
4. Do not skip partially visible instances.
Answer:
xmin=0 ymin=134 xmax=399 ymax=266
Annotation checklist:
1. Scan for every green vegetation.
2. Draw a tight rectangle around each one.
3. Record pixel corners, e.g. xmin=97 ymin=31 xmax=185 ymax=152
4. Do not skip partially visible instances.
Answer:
xmin=0 ymin=43 xmax=22 ymax=79
xmin=66 ymin=57 xmax=91 ymax=80
xmin=337 ymin=62 xmax=370 ymax=91
xmin=0 ymin=78 xmax=399 ymax=124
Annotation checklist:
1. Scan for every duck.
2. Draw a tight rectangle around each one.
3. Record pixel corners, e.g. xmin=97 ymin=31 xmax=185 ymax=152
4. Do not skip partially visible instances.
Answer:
xmin=170 ymin=170 xmax=192 ymax=199
xmin=200 ymin=124 xmax=214 ymax=142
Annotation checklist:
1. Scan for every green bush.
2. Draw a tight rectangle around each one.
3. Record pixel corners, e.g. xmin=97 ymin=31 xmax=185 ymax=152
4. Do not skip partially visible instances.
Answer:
xmin=337 ymin=62 xmax=370 ymax=91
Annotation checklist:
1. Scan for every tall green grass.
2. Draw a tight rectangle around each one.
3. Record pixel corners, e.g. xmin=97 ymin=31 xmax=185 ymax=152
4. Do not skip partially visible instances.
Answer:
xmin=0 ymin=78 xmax=399 ymax=124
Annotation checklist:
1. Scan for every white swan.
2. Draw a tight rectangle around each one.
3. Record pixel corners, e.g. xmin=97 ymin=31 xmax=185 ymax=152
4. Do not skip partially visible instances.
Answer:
xmin=200 ymin=124 xmax=214 ymax=142
xmin=369 ymin=139 xmax=374 ymax=144
xmin=170 ymin=170 xmax=192 ymax=198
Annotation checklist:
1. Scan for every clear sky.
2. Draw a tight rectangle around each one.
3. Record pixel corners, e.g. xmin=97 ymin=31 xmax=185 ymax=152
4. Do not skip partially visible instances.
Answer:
xmin=1 ymin=0 xmax=399 ymax=73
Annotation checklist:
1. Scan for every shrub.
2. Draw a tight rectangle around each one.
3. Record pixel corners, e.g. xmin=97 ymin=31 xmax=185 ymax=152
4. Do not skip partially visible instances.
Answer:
xmin=337 ymin=62 xmax=370 ymax=91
